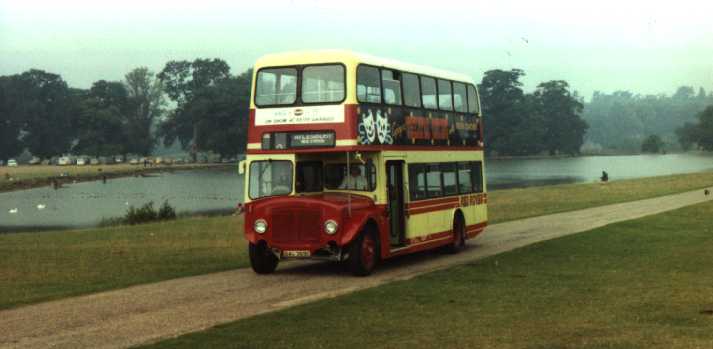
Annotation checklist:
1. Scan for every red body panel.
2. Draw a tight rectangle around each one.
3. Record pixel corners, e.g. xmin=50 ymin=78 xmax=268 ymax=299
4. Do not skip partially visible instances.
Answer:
xmin=244 ymin=193 xmax=388 ymax=256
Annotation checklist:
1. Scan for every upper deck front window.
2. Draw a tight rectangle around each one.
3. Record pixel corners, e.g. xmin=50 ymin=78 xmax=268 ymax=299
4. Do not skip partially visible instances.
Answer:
xmin=255 ymin=68 xmax=298 ymax=106
xmin=302 ymin=65 xmax=345 ymax=103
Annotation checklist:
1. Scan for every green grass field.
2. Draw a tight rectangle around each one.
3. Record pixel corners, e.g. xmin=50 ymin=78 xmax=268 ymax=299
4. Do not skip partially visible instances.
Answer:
xmin=0 ymin=216 xmax=245 ymax=310
xmin=140 ymin=200 xmax=713 ymax=349
xmin=1 ymin=171 xmax=712 ymax=310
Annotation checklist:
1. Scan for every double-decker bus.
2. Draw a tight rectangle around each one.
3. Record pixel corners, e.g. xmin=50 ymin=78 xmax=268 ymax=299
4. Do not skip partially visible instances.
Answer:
xmin=240 ymin=50 xmax=487 ymax=276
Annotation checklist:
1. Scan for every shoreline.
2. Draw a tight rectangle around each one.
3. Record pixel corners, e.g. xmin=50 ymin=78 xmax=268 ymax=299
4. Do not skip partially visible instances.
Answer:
xmin=0 ymin=163 xmax=235 ymax=194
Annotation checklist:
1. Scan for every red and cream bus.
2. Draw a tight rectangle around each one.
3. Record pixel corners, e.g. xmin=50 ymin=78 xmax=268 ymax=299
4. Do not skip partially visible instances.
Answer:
xmin=240 ymin=50 xmax=487 ymax=276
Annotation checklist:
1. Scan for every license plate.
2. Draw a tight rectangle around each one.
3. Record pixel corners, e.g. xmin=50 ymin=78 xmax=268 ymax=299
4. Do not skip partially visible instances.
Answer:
xmin=282 ymin=250 xmax=310 ymax=258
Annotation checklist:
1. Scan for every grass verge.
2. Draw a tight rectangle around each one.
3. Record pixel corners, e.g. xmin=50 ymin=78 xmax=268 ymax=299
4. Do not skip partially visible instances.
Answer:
xmin=488 ymin=171 xmax=713 ymax=223
xmin=0 ymin=215 xmax=245 ymax=310
xmin=139 ymin=200 xmax=713 ymax=349
xmin=1 ymin=171 xmax=712 ymax=310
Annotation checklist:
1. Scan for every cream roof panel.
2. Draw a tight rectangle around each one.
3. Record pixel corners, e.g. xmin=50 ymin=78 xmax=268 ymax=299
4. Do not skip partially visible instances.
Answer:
xmin=254 ymin=49 xmax=475 ymax=84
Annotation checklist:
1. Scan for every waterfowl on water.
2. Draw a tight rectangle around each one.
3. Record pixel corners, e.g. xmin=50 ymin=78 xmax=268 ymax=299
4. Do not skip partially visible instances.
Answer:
xmin=8 ymin=208 xmax=18 ymax=214
xmin=37 ymin=204 xmax=46 ymax=210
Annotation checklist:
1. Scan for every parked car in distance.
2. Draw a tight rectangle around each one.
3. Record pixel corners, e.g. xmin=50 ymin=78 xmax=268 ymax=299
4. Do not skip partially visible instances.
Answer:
xmin=90 ymin=158 xmax=100 ymax=165
xmin=8 ymin=159 xmax=18 ymax=167
xmin=76 ymin=157 xmax=87 ymax=166
xmin=58 ymin=156 xmax=71 ymax=166
xmin=114 ymin=155 xmax=124 ymax=164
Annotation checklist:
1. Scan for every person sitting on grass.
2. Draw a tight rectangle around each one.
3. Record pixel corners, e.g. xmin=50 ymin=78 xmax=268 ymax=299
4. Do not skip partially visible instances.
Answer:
xmin=600 ymin=170 xmax=609 ymax=183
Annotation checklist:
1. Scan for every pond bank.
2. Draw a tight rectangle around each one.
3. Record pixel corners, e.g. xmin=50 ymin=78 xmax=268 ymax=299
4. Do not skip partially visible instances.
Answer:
xmin=0 ymin=163 xmax=233 ymax=194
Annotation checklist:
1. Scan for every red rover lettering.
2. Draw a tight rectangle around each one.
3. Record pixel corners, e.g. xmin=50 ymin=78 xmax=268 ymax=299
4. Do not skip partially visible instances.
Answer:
xmin=460 ymin=193 xmax=488 ymax=207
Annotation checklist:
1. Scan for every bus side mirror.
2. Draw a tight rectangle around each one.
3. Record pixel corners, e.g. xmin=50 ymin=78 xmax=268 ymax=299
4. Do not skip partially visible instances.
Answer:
xmin=238 ymin=160 xmax=246 ymax=175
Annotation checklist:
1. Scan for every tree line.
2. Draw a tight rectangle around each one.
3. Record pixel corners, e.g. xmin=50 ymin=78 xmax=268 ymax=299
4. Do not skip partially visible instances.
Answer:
xmin=2 ymin=60 xmax=710 ymax=161
xmin=0 ymin=59 xmax=251 ymax=161
xmin=479 ymin=69 xmax=588 ymax=156
xmin=582 ymin=87 xmax=713 ymax=153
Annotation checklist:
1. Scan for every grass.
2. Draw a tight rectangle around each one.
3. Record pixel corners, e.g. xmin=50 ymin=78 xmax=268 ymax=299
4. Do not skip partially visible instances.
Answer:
xmin=0 ymin=163 xmax=229 ymax=192
xmin=139 ymin=200 xmax=713 ymax=349
xmin=0 ymin=215 xmax=245 ymax=310
xmin=488 ymin=171 xmax=713 ymax=223
xmin=1 ymin=172 xmax=712 ymax=310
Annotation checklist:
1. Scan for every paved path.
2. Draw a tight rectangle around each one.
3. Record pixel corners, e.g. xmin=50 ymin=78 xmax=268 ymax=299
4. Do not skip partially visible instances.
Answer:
xmin=2 ymin=188 xmax=711 ymax=349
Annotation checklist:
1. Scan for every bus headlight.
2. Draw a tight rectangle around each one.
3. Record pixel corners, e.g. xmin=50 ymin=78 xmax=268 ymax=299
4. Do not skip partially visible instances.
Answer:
xmin=254 ymin=219 xmax=268 ymax=234
xmin=324 ymin=220 xmax=338 ymax=235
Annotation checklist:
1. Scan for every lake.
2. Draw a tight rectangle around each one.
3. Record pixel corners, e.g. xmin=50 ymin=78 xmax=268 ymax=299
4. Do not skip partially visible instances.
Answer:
xmin=1 ymin=153 xmax=712 ymax=232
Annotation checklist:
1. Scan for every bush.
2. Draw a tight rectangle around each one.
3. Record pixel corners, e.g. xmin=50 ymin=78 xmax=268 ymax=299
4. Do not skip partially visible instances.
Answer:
xmin=126 ymin=201 xmax=158 ymax=225
xmin=158 ymin=200 xmax=177 ymax=220
xmin=114 ymin=200 xmax=177 ymax=225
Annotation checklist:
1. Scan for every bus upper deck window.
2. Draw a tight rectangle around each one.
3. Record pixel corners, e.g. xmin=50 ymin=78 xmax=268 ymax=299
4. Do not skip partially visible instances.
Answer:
xmin=357 ymin=65 xmax=382 ymax=103
xmin=381 ymin=69 xmax=402 ymax=105
xmin=402 ymin=73 xmax=421 ymax=108
xmin=467 ymin=84 xmax=480 ymax=114
xmin=255 ymin=68 xmax=297 ymax=106
xmin=438 ymin=79 xmax=453 ymax=111
xmin=453 ymin=82 xmax=467 ymax=113
xmin=302 ymin=65 xmax=345 ymax=103
xmin=420 ymin=76 xmax=437 ymax=109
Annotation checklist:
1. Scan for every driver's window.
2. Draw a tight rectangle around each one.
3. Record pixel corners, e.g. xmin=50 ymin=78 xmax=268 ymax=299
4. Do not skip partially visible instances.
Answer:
xmin=296 ymin=161 xmax=323 ymax=193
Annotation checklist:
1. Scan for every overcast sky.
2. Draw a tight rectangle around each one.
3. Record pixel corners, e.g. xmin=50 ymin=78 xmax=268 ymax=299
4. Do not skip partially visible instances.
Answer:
xmin=1 ymin=0 xmax=711 ymax=99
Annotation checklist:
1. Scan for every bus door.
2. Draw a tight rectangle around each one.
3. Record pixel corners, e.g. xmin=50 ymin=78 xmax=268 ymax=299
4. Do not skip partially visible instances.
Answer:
xmin=386 ymin=160 xmax=406 ymax=246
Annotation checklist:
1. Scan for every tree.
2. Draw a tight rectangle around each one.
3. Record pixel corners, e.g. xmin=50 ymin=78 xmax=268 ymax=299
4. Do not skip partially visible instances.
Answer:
xmin=158 ymin=58 xmax=235 ymax=159
xmin=479 ymin=69 xmax=544 ymax=156
xmin=533 ymin=80 xmax=588 ymax=155
xmin=73 ymin=81 xmax=130 ymax=156
xmin=641 ymin=134 xmax=664 ymax=153
xmin=675 ymin=122 xmax=698 ymax=151
xmin=0 ymin=76 xmax=25 ymax=160
xmin=11 ymin=70 xmax=76 ymax=159
xmin=124 ymin=67 xmax=165 ymax=155
xmin=693 ymin=106 xmax=713 ymax=151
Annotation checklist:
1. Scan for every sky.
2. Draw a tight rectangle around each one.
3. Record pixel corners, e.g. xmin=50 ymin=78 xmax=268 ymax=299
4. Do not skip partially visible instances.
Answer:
xmin=1 ymin=0 xmax=712 ymax=100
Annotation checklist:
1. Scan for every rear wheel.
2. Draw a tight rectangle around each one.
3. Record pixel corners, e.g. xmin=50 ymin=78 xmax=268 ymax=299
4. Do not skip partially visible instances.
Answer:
xmin=348 ymin=230 xmax=378 ymax=276
xmin=446 ymin=215 xmax=466 ymax=254
xmin=249 ymin=242 xmax=279 ymax=274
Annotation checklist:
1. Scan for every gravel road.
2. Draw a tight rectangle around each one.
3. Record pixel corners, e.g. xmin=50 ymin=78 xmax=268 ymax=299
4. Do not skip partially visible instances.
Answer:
xmin=1 ymin=187 xmax=711 ymax=349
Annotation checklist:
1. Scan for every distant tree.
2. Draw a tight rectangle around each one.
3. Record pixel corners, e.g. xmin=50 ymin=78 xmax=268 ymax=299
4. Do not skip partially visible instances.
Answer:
xmin=73 ymin=81 xmax=130 ymax=156
xmin=124 ymin=67 xmax=165 ymax=155
xmin=199 ymin=69 xmax=252 ymax=157
xmin=673 ymin=86 xmax=695 ymax=100
xmin=692 ymin=106 xmax=713 ymax=151
xmin=479 ymin=69 xmax=546 ymax=156
xmin=0 ymin=76 xmax=25 ymax=160
xmin=582 ymin=87 xmax=713 ymax=153
xmin=158 ymin=58 xmax=234 ymax=159
xmin=641 ymin=134 xmax=664 ymax=153
xmin=533 ymin=80 xmax=588 ymax=155
xmin=675 ymin=122 xmax=698 ymax=151
xmin=697 ymin=87 xmax=707 ymax=100
xmin=11 ymin=70 xmax=76 ymax=159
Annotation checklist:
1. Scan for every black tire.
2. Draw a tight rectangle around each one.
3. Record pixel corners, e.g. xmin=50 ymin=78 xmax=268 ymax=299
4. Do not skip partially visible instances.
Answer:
xmin=446 ymin=215 xmax=466 ymax=254
xmin=347 ymin=230 xmax=379 ymax=276
xmin=249 ymin=242 xmax=279 ymax=274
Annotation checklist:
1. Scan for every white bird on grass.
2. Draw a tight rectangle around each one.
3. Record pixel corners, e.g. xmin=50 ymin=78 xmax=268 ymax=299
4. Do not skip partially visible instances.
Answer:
xmin=37 ymin=204 xmax=46 ymax=210
xmin=9 ymin=208 xmax=18 ymax=214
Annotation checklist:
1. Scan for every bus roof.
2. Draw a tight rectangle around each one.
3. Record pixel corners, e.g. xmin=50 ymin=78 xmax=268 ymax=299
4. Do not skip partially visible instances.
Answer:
xmin=254 ymin=49 xmax=475 ymax=84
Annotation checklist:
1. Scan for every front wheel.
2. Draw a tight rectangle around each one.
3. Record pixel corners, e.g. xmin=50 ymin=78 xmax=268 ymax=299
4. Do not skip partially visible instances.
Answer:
xmin=347 ymin=231 xmax=378 ymax=276
xmin=249 ymin=242 xmax=279 ymax=274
